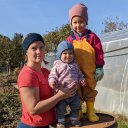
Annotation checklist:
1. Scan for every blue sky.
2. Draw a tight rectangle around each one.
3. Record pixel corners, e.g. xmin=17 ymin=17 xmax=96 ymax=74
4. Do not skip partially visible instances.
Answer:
xmin=0 ymin=0 xmax=128 ymax=39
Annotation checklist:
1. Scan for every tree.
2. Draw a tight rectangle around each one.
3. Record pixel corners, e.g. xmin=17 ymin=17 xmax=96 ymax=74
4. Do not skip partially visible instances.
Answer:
xmin=0 ymin=33 xmax=23 ymax=74
xmin=102 ymin=16 xmax=128 ymax=33
xmin=59 ymin=24 xmax=71 ymax=41
xmin=0 ymin=35 xmax=12 ymax=74
xmin=44 ymin=24 xmax=71 ymax=53
xmin=44 ymin=28 xmax=60 ymax=53
xmin=11 ymin=33 xmax=23 ymax=70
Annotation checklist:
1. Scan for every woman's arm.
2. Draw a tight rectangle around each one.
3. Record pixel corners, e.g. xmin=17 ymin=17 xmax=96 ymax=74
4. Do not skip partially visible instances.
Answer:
xmin=19 ymin=85 xmax=75 ymax=115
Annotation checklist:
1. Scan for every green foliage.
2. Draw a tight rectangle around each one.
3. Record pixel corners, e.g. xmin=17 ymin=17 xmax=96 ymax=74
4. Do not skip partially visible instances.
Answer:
xmin=10 ymin=33 xmax=23 ymax=70
xmin=118 ymin=121 xmax=128 ymax=128
xmin=0 ymin=33 xmax=23 ymax=72
xmin=44 ymin=28 xmax=60 ymax=53
xmin=0 ymin=35 xmax=11 ymax=65
xmin=0 ymin=85 xmax=21 ymax=127
xmin=59 ymin=24 xmax=71 ymax=41
xmin=44 ymin=24 xmax=71 ymax=53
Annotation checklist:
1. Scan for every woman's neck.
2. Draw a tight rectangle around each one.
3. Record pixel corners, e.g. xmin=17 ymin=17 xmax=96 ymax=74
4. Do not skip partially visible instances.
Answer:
xmin=26 ymin=62 xmax=42 ymax=72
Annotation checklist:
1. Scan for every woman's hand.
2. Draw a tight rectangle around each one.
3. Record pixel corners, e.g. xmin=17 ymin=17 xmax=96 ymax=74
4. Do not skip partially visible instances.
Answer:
xmin=57 ymin=81 xmax=78 ymax=99
xmin=80 ymin=79 xmax=87 ymax=86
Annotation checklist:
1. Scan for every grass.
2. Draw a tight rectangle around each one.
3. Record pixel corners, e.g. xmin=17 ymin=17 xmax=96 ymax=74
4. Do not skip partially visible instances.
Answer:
xmin=116 ymin=114 xmax=128 ymax=128
xmin=118 ymin=121 xmax=128 ymax=128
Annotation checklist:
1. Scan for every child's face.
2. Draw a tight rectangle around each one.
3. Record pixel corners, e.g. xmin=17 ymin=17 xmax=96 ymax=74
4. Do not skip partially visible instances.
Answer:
xmin=61 ymin=50 xmax=74 ymax=64
xmin=71 ymin=16 xmax=86 ymax=34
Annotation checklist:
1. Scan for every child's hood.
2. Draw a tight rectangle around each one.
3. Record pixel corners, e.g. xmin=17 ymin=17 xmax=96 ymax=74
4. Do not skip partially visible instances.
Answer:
xmin=56 ymin=41 xmax=74 ymax=59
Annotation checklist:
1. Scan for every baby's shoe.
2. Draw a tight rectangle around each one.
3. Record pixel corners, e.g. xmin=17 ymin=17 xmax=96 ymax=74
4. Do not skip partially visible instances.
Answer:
xmin=71 ymin=120 xmax=82 ymax=127
xmin=56 ymin=123 xmax=65 ymax=128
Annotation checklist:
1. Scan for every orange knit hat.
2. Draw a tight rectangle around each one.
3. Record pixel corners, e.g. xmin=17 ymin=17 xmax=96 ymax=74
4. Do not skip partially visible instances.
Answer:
xmin=69 ymin=3 xmax=88 ymax=25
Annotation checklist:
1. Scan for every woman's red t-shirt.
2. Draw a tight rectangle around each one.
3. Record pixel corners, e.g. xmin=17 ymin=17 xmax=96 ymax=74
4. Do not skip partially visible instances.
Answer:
xmin=18 ymin=65 xmax=56 ymax=126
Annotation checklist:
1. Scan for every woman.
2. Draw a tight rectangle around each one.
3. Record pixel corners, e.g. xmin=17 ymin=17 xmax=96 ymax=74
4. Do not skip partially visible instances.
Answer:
xmin=17 ymin=33 xmax=76 ymax=128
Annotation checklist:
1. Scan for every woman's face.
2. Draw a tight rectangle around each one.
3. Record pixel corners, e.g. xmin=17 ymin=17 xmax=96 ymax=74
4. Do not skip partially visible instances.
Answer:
xmin=71 ymin=16 xmax=86 ymax=34
xmin=26 ymin=41 xmax=45 ymax=64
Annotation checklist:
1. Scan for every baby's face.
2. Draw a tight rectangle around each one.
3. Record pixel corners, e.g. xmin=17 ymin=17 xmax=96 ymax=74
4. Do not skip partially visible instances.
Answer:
xmin=71 ymin=16 xmax=86 ymax=34
xmin=61 ymin=50 xmax=74 ymax=63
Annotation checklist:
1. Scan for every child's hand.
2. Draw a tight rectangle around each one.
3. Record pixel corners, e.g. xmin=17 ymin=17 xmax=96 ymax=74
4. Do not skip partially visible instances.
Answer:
xmin=80 ymin=79 xmax=87 ymax=86
xmin=49 ymin=81 xmax=56 ymax=89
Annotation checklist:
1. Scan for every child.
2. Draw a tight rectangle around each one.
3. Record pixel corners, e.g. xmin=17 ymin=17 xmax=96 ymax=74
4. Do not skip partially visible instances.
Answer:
xmin=66 ymin=3 xmax=105 ymax=122
xmin=48 ymin=41 xmax=86 ymax=128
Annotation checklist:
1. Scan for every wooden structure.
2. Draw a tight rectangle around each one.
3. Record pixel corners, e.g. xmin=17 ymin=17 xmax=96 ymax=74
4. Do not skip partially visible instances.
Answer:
xmin=65 ymin=113 xmax=117 ymax=128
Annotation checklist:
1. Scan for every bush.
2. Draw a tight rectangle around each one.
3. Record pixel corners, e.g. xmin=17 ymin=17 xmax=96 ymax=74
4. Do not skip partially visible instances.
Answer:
xmin=0 ymin=85 xmax=21 ymax=127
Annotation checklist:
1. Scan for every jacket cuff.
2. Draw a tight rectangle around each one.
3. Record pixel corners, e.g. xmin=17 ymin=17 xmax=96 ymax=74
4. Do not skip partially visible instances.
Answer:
xmin=96 ymin=65 xmax=103 ymax=68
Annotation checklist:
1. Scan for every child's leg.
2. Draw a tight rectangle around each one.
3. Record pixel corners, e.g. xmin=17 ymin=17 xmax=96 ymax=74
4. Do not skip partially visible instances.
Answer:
xmin=69 ymin=95 xmax=81 ymax=126
xmin=77 ymin=86 xmax=84 ymax=120
xmin=56 ymin=100 xmax=67 ymax=126
xmin=77 ymin=100 xmax=83 ymax=120
xmin=83 ymin=86 xmax=99 ymax=122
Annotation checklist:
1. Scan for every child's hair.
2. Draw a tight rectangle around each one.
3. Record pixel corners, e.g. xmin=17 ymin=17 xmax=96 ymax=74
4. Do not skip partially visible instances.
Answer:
xmin=69 ymin=3 xmax=88 ymax=25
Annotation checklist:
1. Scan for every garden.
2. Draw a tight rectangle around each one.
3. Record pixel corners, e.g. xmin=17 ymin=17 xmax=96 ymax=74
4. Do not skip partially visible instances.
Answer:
xmin=0 ymin=73 xmax=128 ymax=128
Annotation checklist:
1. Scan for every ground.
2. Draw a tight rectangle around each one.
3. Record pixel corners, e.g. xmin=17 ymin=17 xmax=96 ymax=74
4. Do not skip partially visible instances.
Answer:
xmin=0 ymin=74 xmax=128 ymax=128
xmin=0 ymin=74 xmax=21 ymax=128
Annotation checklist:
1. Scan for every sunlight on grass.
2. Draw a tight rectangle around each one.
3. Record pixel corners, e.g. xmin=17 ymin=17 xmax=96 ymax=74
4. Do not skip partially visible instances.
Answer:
xmin=118 ymin=121 xmax=128 ymax=128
